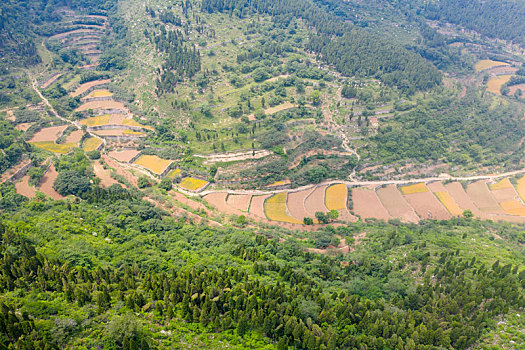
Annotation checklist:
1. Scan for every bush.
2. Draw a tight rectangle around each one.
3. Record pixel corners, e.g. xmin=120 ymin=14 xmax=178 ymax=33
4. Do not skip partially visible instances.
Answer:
xmin=158 ymin=177 xmax=172 ymax=191
xmin=137 ymin=176 xmax=152 ymax=189
xmin=53 ymin=170 xmax=91 ymax=196
xmin=86 ymin=150 xmax=101 ymax=160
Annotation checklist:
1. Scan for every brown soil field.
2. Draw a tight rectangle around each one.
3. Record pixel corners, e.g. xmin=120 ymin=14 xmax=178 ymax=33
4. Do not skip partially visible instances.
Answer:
xmin=65 ymin=129 xmax=84 ymax=144
xmin=486 ymin=75 xmax=512 ymax=95
xmin=509 ymin=84 xmax=525 ymax=95
xmin=287 ymin=188 xmax=315 ymax=221
xmin=102 ymin=155 xmax=138 ymax=187
xmin=445 ymin=182 xmax=486 ymax=218
xmin=204 ymin=192 xmax=241 ymax=215
xmin=376 ymin=184 xmax=419 ymax=223
xmin=15 ymin=175 xmax=35 ymax=198
xmin=491 ymin=186 xmax=519 ymax=203
xmin=109 ymin=114 xmax=126 ymax=124
xmin=108 ymin=149 xmax=141 ymax=163
xmin=427 ymin=181 xmax=463 ymax=216
xmin=249 ymin=194 xmax=272 ymax=218
xmin=76 ymin=100 xmax=127 ymax=112
xmin=71 ymin=79 xmax=111 ymax=97
xmin=40 ymin=165 xmax=65 ymax=200
xmin=352 ymin=187 xmax=391 ymax=221
xmin=403 ymin=191 xmax=451 ymax=220
xmin=93 ymin=161 xmax=119 ymax=188
xmin=466 ymin=180 xmax=504 ymax=213
xmin=14 ymin=123 xmax=32 ymax=131
xmin=304 ymin=185 xmax=329 ymax=216
xmin=29 ymin=125 xmax=68 ymax=142
xmin=226 ymin=194 xmax=251 ymax=212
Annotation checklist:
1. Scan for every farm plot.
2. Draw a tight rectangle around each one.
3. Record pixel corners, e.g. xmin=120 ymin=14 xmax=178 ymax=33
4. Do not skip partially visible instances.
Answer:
xmin=50 ymin=29 xmax=102 ymax=40
xmin=109 ymin=149 xmax=141 ymax=163
xmin=304 ymin=185 xmax=329 ymax=216
xmin=15 ymin=176 xmax=35 ymax=198
xmin=325 ymin=184 xmax=347 ymax=211
xmin=93 ymin=161 xmax=118 ymax=188
xmin=489 ymin=178 xmax=513 ymax=191
xmin=402 ymin=183 xmax=451 ymax=220
xmin=93 ymin=130 xmax=145 ymax=137
xmin=76 ymin=100 xmax=128 ymax=112
xmin=486 ymin=75 xmax=512 ymax=95
xmin=102 ymin=155 xmax=138 ymax=187
xmin=490 ymin=184 xmax=519 ymax=203
xmin=133 ymin=155 xmax=172 ymax=175
xmin=31 ymin=142 xmax=76 ymax=154
xmin=65 ymin=130 xmax=84 ymax=143
xmin=167 ymin=169 xmax=181 ymax=179
xmin=204 ymin=192 xmax=240 ymax=215
xmin=71 ymin=79 xmax=111 ymax=97
xmin=445 ymin=182 xmax=486 ymax=218
xmin=179 ymin=177 xmax=208 ymax=192
xmin=427 ymin=181 xmax=463 ymax=216
xmin=40 ymin=165 xmax=64 ymax=200
xmin=226 ymin=194 xmax=252 ymax=212
xmin=475 ymin=60 xmax=509 ymax=72
xmin=352 ymin=187 xmax=391 ymax=221
xmin=400 ymin=183 xmax=428 ymax=195
xmin=499 ymin=201 xmax=525 ymax=216
xmin=264 ymin=192 xmax=302 ymax=224
xmin=14 ymin=123 xmax=33 ymax=131
xmin=376 ymin=184 xmax=419 ymax=223
xmin=287 ymin=188 xmax=314 ymax=222
xmin=121 ymin=119 xmax=153 ymax=130
xmin=249 ymin=195 xmax=271 ymax=218
xmin=82 ymin=89 xmax=113 ymax=99
xmin=466 ymin=180 xmax=504 ymax=213
xmin=29 ymin=125 xmax=68 ymax=142
xmin=82 ymin=137 xmax=102 ymax=152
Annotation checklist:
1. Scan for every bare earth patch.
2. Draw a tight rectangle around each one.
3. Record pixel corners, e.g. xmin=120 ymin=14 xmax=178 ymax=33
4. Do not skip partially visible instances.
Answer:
xmin=76 ymin=100 xmax=128 ymax=112
xmin=65 ymin=130 xmax=84 ymax=144
xmin=352 ymin=187 xmax=391 ymax=221
xmin=376 ymin=184 xmax=419 ymax=223
xmin=466 ymin=180 xmax=504 ymax=213
xmin=15 ymin=176 xmax=35 ymax=198
xmin=93 ymin=161 xmax=119 ymax=188
xmin=30 ymin=125 xmax=68 ymax=142
xmin=226 ymin=194 xmax=251 ymax=212
xmin=304 ymin=185 xmax=329 ymax=216
xmin=102 ymin=155 xmax=138 ymax=187
xmin=403 ymin=191 xmax=451 ymax=220
xmin=40 ymin=165 xmax=65 ymax=200
xmin=249 ymin=194 xmax=272 ymax=218
xmin=287 ymin=188 xmax=315 ymax=222
xmin=204 ymin=192 xmax=241 ymax=215
xmin=109 ymin=149 xmax=141 ymax=163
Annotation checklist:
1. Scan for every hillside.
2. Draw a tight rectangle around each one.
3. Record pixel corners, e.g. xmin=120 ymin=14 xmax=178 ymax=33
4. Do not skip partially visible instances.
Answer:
xmin=0 ymin=0 xmax=525 ymax=349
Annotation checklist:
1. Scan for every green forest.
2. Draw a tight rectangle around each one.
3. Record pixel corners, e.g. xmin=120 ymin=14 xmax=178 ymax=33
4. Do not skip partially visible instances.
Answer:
xmin=1 ymin=0 xmax=525 ymax=348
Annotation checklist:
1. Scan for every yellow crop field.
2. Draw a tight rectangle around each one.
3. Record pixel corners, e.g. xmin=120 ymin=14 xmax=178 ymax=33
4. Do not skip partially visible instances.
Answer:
xmin=325 ymin=184 xmax=347 ymax=210
xmin=31 ymin=141 xmax=76 ymax=154
xmin=517 ymin=175 xmax=525 ymax=202
xmin=82 ymin=137 xmax=102 ymax=152
xmin=267 ymin=179 xmax=290 ymax=187
xmin=489 ymin=178 xmax=512 ymax=190
xmin=121 ymin=119 xmax=154 ymax=130
xmin=434 ymin=191 xmax=463 ymax=216
xmin=179 ymin=177 xmax=208 ymax=191
xmin=88 ymin=89 xmax=113 ymax=98
xmin=475 ymin=60 xmax=509 ymax=72
xmin=80 ymin=115 xmax=110 ymax=126
xmin=123 ymin=129 xmax=145 ymax=135
xmin=486 ymin=75 xmax=512 ymax=95
xmin=500 ymin=201 xmax=525 ymax=216
xmin=167 ymin=169 xmax=181 ymax=179
xmin=264 ymin=192 xmax=302 ymax=224
xmin=400 ymin=183 xmax=429 ymax=195
xmin=133 ymin=155 xmax=172 ymax=175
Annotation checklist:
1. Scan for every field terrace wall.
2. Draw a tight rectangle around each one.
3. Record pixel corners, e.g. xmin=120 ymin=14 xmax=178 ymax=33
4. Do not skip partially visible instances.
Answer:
xmin=87 ymin=124 xmax=148 ymax=132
